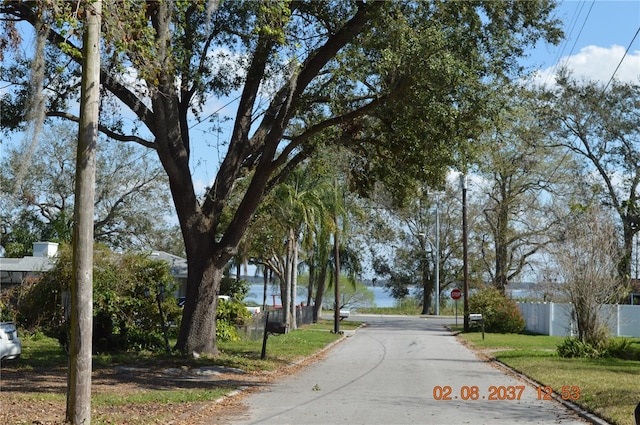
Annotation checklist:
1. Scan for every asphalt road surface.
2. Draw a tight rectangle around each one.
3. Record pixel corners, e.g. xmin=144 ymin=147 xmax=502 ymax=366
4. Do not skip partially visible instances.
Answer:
xmin=219 ymin=315 xmax=592 ymax=425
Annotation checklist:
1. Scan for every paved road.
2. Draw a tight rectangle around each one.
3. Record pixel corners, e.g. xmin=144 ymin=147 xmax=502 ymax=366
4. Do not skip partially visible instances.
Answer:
xmin=219 ymin=315 xmax=591 ymax=425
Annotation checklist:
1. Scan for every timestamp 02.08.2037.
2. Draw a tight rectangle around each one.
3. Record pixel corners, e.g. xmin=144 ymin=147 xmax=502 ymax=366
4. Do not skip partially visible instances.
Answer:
xmin=432 ymin=385 xmax=581 ymax=401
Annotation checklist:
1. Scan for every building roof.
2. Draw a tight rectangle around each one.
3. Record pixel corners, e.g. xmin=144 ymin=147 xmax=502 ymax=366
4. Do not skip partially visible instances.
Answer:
xmin=1 ymin=243 xmax=188 ymax=286
xmin=149 ymin=251 xmax=188 ymax=278
xmin=0 ymin=256 xmax=53 ymax=273
xmin=0 ymin=257 xmax=54 ymax=285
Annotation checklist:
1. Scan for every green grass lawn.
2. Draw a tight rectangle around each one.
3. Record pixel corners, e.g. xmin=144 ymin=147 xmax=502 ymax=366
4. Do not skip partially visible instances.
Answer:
xmin=456 ymin=330 xmax=640 ymax=425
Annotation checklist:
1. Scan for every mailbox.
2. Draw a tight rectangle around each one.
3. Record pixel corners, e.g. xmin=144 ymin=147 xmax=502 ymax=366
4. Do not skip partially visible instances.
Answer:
xmin=469 ymin=313 xmax=485 ymax=340
xmin=261 ymin=316 xmax=288 ymax=360
xmin=469 ymin=313 xmax=483 ymax=321
xmin=266 ymin=321 xmax=288 ymax=335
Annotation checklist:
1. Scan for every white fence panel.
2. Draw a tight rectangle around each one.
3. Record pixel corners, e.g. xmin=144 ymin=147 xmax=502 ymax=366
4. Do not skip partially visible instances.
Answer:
xmin=517 ymin=303 xmax=640 ymax=337
xmin=617 ymin=305 xmax=640 ymax=337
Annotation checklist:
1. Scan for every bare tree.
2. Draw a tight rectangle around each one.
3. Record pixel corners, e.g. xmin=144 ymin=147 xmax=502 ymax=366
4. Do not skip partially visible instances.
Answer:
xmin=539 ymin=71 xmax=640 ymax=278
xmin=553 ymin=205 xmax=625 ymax=346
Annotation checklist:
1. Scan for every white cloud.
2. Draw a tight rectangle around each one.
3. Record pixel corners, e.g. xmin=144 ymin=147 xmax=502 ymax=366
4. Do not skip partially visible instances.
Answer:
xmin=531 ymin=45 xmax=640 ymax=87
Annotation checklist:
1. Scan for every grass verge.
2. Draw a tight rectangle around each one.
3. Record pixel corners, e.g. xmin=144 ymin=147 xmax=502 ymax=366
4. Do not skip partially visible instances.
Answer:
xmin=1 ymin=319 xmax=360 ymax=424
xmin=456 ymin=330 xmax=640 ymax=425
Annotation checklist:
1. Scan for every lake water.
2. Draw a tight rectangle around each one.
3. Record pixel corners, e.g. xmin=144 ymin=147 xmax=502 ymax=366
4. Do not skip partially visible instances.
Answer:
xmin=245 ymin=283 xmax=398 ymax=308
xmin=244 ymin=284 xmax=542 ymax=310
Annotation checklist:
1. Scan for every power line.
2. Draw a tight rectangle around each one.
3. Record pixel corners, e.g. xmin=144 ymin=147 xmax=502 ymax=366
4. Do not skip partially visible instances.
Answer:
xmin=563 ymin=1 xmax=595 ymax=63
xmin=188 ymin=94 xmax=241 ymax=130
xmin=542 ymin=1 xmax=595 ymax=87
xmin=602 ymin=25 xmax=640 ymax=94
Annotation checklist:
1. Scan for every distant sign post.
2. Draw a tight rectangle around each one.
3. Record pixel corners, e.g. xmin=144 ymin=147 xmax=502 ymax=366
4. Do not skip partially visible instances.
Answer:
xmin=451 ymin=289 xmax=462 ymax=326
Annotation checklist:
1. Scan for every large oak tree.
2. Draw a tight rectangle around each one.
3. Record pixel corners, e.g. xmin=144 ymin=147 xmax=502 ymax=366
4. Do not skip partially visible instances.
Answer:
xmin=1 ymin=1 xmax=562 ymax=356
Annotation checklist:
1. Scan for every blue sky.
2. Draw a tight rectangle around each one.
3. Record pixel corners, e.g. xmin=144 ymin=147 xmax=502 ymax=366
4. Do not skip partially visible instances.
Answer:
xmin=526 ymin=0 xmax=640 ymax=84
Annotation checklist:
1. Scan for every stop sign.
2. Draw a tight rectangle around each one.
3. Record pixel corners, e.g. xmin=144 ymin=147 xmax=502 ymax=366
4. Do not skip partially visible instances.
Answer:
xmin=450 ymin=288 xmax=462 ymax=300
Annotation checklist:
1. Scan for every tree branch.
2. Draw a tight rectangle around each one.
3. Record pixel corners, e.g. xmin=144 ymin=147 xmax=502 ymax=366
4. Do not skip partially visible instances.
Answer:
xmin=46 ymin=111 xmax=156 ymax=149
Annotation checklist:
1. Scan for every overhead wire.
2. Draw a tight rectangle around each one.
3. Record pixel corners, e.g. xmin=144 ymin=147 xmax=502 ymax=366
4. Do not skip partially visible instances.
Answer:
xmin=541 ymin=0 xmax=595 ymax=87
xmin=602 ymin=25 xmax=640 ymax=94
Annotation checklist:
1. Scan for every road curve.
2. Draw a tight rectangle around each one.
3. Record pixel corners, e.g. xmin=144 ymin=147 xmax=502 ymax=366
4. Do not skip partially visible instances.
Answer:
xmin=217 ymin=315 xmax=591 ymax=425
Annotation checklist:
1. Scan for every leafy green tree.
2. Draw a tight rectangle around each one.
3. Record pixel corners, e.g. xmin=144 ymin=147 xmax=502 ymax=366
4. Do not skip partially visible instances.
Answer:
xmin=0 ymin=210 xmax=46 ymax=257
xmin=468 ymin=286 xmax=525 ymax=333
xmin=368 ymin=181 xmax=463 ymax=314
xmin=1 ymin=1 xmax=563 ymax=356
xmin=321 ymin=280 xmax=374 ymax=311
xmin=272 ymin=167 xmax=323 ymax=330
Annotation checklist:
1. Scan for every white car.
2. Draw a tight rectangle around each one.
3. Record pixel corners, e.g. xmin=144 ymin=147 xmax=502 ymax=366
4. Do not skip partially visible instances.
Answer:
xmin=0 ymin=322 xmax=22 ymax=362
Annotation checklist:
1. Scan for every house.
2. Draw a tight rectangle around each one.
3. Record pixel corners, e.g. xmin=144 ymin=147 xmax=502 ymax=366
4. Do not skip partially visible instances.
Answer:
xmin=0 ymin=242 xmax=188 ymax=298
xmin=0 ymin=242 xmax=58 ymax=289
xmin=148 ymin=250 xmax=188 ymax=298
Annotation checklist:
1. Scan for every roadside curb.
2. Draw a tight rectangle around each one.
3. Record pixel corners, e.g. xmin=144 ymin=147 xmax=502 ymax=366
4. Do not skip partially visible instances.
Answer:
xmin=447 ymin=325 xmax=612 ymax=425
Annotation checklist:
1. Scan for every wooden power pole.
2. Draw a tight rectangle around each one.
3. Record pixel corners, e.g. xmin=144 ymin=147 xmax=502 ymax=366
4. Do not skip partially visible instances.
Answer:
xmin=67 ymin=1 xmax=101 ymax=423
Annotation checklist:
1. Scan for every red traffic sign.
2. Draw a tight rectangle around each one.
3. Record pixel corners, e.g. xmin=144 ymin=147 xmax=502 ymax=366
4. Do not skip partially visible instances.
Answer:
xmin=450 ymin=288 xmax=462 ymax=300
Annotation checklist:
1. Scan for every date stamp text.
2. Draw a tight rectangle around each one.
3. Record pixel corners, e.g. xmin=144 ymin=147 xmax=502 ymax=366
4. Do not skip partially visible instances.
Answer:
xmin=432 ymin=385 xmax=581 ymax=401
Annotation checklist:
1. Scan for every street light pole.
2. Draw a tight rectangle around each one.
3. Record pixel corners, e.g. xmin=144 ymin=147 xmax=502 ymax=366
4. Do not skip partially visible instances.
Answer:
xmin=460 ymin=174 xmax=470 ymax=332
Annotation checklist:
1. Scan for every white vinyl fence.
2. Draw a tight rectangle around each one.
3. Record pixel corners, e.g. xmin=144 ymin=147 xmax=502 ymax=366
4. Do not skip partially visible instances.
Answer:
xmin=517 ymin=302 xmax=640 ymax=337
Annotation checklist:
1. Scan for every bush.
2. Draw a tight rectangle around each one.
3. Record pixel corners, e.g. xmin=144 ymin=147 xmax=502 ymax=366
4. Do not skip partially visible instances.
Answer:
xmin=558 ymin=337 xmax=640 ymax=360
xmin=557 ymin=337 xmax=602 ymax=358
xmin=468 ymin=287 xmax=525 ymax=333
xmin=216 ymin=298 xmax=252 ymax=342
xmin=220 ymin=277 xmax=250 ymax=301
xmin=11 ymin=243 xmax=181 ymax=353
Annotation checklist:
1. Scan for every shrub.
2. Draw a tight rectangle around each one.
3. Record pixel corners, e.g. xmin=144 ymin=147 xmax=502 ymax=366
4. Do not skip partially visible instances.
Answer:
xmin=220 ymin=277 xmax=250 ymax=301
xmin=216 ymin=298 xmax=252 ymax=342
xmin=556 ymin=337 xmax=640 ymax=360
xmin=557 ymin=337 xmax=602 ymax=358
xmin=13 ymin=243 xmax=181 ymax=353
xmin=216 ymin=320 xmax=241 ymax=342
xmin=468 ymin=287 xmax=525 ymax=333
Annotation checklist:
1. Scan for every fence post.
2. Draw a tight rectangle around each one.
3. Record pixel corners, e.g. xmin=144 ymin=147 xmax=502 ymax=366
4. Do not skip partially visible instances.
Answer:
xmin=261 ymin=311 xmax=270 ymax=360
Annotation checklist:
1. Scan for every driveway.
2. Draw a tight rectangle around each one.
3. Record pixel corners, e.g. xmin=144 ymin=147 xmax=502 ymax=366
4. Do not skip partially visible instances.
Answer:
xmin=215 ymin=315 xmax=593 ymax=425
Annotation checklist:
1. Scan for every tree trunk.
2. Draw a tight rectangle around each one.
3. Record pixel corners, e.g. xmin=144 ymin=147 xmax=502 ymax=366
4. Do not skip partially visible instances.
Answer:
xmin=67 ymin=1 xmax=101 ymax=422
xmin=494 ymin=189 xmax=509 ymax=295
xmin=421 ymin=262 xmax=433 ymax=315
xmin=307 ymin=256 xmax=315 ymax=307
xmin=313 ymin=265 xmax=328 ymax=322
xmin=290 ymin=227 xmax=299 ymax=330
xmin=621 ymin=219 xmax=634 ymax=280
xmin=175 ymin=243 xmax=224 ymax=356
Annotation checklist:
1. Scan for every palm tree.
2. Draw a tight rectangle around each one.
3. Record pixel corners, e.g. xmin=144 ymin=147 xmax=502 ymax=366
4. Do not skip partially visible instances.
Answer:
xmin=256 ymin=166 xmax=323 ymax=330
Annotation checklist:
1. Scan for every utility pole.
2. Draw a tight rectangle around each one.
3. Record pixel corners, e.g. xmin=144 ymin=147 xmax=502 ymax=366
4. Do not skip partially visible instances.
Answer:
xmin=461 ymin=174 xmax=470 ymax=332
xmin=68 ymin=1 xmax=101 ymax=423
xmin=435 ymin=193 xmax=441 ymax=316
xmin=333 ymin=177 xmax=341 ymax=334
xmin=333 ymin=216 xmax=341 ymax=334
